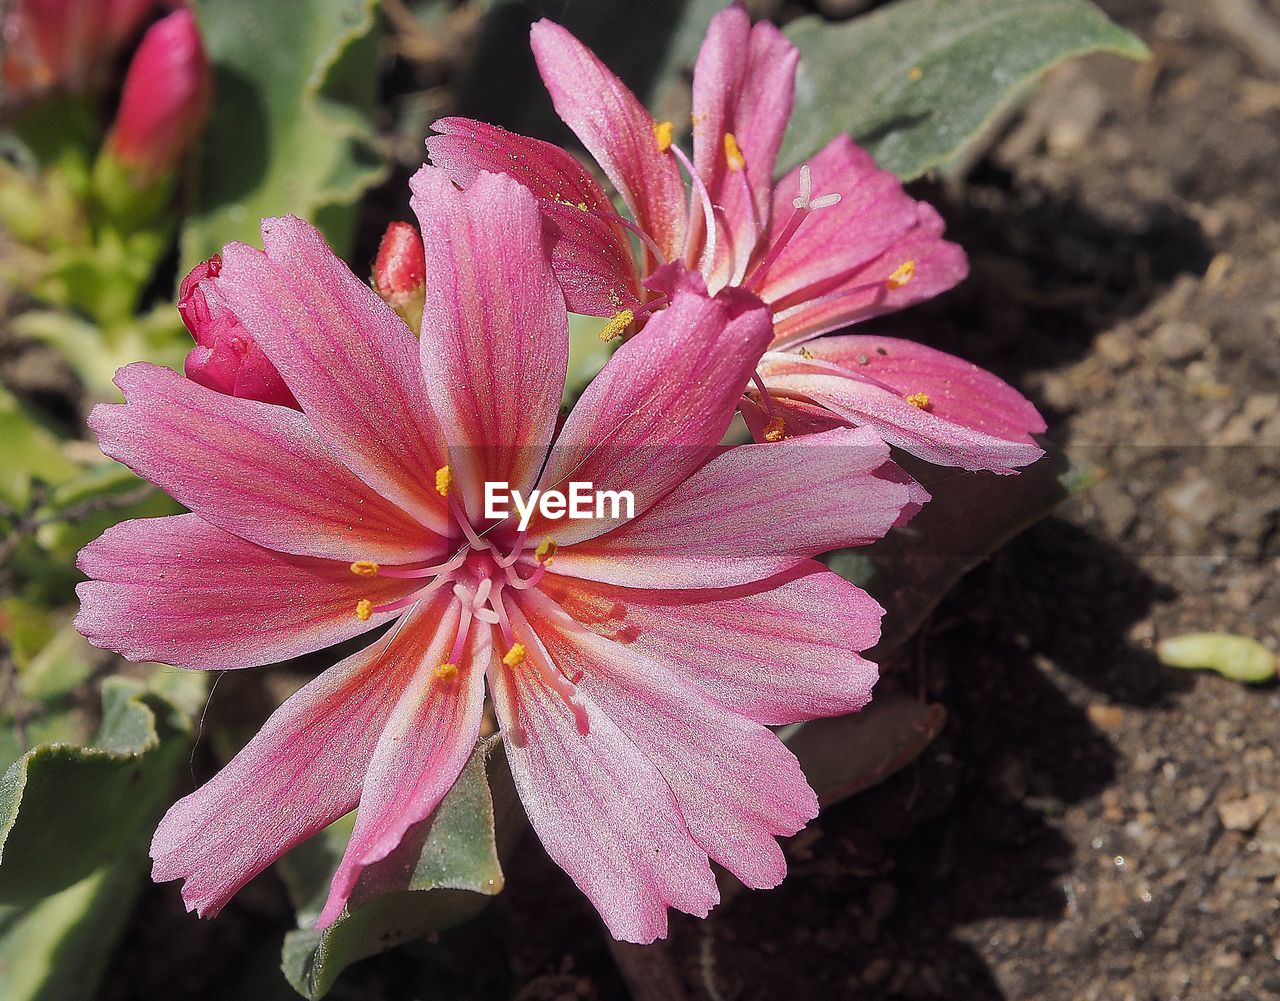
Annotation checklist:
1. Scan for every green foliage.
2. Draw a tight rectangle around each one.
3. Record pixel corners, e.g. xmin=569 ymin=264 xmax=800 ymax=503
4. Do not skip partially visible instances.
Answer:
xmin=781 ymin=0 xmax=1149 ymax=179
xmin=181 ymin=0 xmax=388 ymax=269
xmin=1157 ymin=632 xmax=1278 ymax=684
xmin=280 ymin=738 xmax=515 ymax=1000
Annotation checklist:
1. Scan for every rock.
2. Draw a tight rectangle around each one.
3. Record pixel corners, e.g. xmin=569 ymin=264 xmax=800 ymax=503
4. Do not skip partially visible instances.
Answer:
xmin=1152 ymin=321 xmax=1211 ymax=362
xmin=1217 ymin=793 xmax=1269 ymax=832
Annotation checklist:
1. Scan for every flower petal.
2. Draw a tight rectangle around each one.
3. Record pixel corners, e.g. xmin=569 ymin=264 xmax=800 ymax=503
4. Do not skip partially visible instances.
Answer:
xmin=410 ymin=166 xmax=568 ymax=509
xmin=520 ymin=590 xmax=818 ymax=890
xmin=75 ymin=514 xmax=418 ymax=669
xmin=489 ymin=618 xmax=718 ymax=944
xmin=214 ymin=216 xmax=449 ymax=531
xmin=530 ymin=285 xmax=773 ymax=545
xmin=149 ymin=603 xmax=445 ymax=917
xmin=317 ymin=602 xmax=488 ymax=928
xmin=89 ymin=363 xmax=441 ymax=563
xmin=540 ymin=562 xmax=881 ymax=725
xmin=426 ymin=117 xmax=642 ymax=316
xmin=552 ymin=426 xmax=909 ymax=587
xmin=530 ymin=19 xmax=687 ymax=262
xmin=757 ymin=350 xmax=1045 ymax=473
xmin=768 ymin=201 xmax=969 ymax=345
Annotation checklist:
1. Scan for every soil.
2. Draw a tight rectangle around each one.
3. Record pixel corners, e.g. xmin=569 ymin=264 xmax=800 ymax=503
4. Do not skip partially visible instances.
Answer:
xmin=8 ymin=0 xmax=1279 ymax=998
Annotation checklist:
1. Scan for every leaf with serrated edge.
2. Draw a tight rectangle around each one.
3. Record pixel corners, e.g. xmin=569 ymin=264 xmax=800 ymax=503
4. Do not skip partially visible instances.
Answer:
xmin=781 ymin=0 xmax=1149 ymax=179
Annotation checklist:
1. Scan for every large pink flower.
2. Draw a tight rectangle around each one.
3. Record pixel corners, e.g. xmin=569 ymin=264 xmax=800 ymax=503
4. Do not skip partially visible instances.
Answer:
xmin=426 ymin=2 xmax=1045 ymax=473
xmin=75 ymin=168 xmax=916 ymax=942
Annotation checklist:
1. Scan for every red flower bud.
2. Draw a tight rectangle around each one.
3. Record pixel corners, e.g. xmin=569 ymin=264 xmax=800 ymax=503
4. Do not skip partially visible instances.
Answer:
xmin=179 ymin=255 xmax=299 ymax=409
xmin=107 ymin=8 xmax=210 ymax=182
xmin=372 ymin=221 xmax=426 ymax=331
xmin=2 ymin=0 xmax=154 ymax=98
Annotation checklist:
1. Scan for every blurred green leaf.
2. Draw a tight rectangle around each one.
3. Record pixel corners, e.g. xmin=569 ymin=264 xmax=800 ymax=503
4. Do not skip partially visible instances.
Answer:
xmin=0 ymin=387 xmax=79 ymax=512
xmin=181 ymin=0 xmax=388 ymax=269
xmin=1157 ymin=632 xmax=1277 ymax=684
xmin=281 ymin=738 xmax=517 ymax=1000
xmin=0 ymin=676 xmax=197 ymax=905
xmin=14 ymin=621 xmax=96 ymax=702
xmin=781 ymin=0 xmax=1149 ymax=179
xmin=827 ymin=443 xmax=1090 ymax=657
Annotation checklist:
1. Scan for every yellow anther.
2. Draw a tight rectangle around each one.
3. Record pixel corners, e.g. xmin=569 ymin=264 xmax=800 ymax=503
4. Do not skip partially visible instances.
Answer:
xmin=350 ymin=560 xmax=379 ymax=577
xmin=502 ymin=643 xmax=527 ymax=668
xmin=799 ymin=347 xmax=814 ymax=359
xmin=723 ymin=132 xmax=745 ymax=171
xmin=652 ymin=120 xmax=674 ymax=153
xmin=356 ymin=598 xmax=373 ymax=621
xmin=435 ymin=464 xmax=452 ymax=497
xmin=905 ymin=392 xmax=931 ymax=410
xmin=887 ymin=259 xmax=916 ymax=290
xmin=535 ymin=538 xmax=558 ymax=565
xmin=599 ymin=308 xmax=634 ymax=343
xmin=577 ymin=201 xmax=588 ymax=211
xmin=763 ymin=416 xmax=786 ymax=442
xmin=434 ymin=662 xmax=458 ymax=681
xmin=909 ymin=65 xmax=923 ymax=82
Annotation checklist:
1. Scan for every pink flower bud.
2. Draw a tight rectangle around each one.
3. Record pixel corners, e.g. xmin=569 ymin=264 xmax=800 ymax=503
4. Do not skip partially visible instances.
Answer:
xmin=372 ymin=221 xmax=426 ymax=331
xmin=179 ymin=255 xmax=299 ymax=409
xmin=107 ymin=8 xmax=209 ymax=182
xmin=2 ymin=0 xmax=154 ymax=97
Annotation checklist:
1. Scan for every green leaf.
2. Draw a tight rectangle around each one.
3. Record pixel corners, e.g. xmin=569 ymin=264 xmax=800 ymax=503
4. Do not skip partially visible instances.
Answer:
xmin=784 ymin=694 xmax=946 ymax=808
xmin=781 ymin=0 xmax=1149 ymax=180
xmin=0 ymin=857 xmax=147 ymax=1001
xmin=180 ymin=0 xmax=388 ymax=269
xmin=0 ymin=676 xmax=196 ymax=905
xmin=827 ymin=443 xmax=1091 ymax=657
xmin=1157 ymin=632 xmax=1278 ymax=684
xmin=281 ymin=738 xmax=517 ymax=1000
xmin=0 ymin=386 xmax=80 ymax=512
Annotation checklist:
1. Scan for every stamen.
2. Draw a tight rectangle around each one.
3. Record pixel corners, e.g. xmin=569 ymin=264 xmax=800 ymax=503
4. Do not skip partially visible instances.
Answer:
xmin=491 ymin=587 xmax=516 ymax=647
xmin=652 ymin=120 xmax=674 ymax=153
xmin=502 ymin=642 xmax=526 ymax=668
xmin=350 ymin=560 xmax=379 ymax=577
xmin=447 ymin=587 xmax=474 ymax=664
xmin=887 ymin=259 xmax=916 ymax=289
xmin=669 ymin=142 xmax=718 ymax=274
xmin=435 ymin=464 xmax=452 ymax=497
xmin=535 ymin=538 xmax=557 ymax=565
xmin=905 ymin=392 xmax=932 ymax=410
xmin=376 ymin=549 xmax=468 ymax=580
xmin=356 ymin=598 xmax=373 ymax=621
xmin=450 ymin=496 xmax=490 ymax=550
xmin=599 ymin=309 xmax=634 ymax=343
xmin=586 ymin=207 xmax=668 ymax=265
xmin=723 ymin=132 xmax=745 ymax=171
xmin=506 ymin=561 xmax=548 ymax=590
xmin=434 ymin=662 xmax=458 ymax=681
xmin=763 ymin=416 xmax=786 ymax=441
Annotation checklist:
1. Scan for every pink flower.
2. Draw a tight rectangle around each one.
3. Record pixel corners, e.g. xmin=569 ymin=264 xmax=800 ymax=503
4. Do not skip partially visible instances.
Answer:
xmin=426 ymin=2 xmax=1045 ymax=473
xmin=178 ymin=254 xmax=299 ymax=409
xmin=75 ymin=168 xmax=916 ymax=942
xmin=2 ymin=0 xmax=154 ymax=97
xmin=106 ymin=8 xmax=210 ymax=182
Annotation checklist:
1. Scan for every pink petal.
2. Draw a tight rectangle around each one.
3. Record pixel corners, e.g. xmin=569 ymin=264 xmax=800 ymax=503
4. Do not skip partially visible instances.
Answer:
xmin=150 ymin=602 xmax=447 ymax=917
xmin=427 ymin=117 xmax=642 ymax=317
xmin=521 ymin=589 xmax=818 ymax=890
xmin=75 ymin=514 xmax=419 ymax=670
xmin=801 ymin=334 xmax=1047 ymax=441
xmin=410 ymin=166 xmax=568 ymax=510
xmin=755 ymin=135 xmax=923 ymax=313
xmin=214 ymin=216 xmax=449 ymax=532
xmin=89 ymin=363 xmax=441 ymax=563
xmin=317 ymin=603 xmax=488 ymax=928
xmin=530 ymin=19 xmax=687 ymax=263
xmin=490 ymin=615 xmax=719 ymax=944
xmin=541 ymin=563 xmax=881 ymax=725
xmin=768 ymin=202 xmax=969 ymax=344
xmin=552 ymin=426 xmax=910 ymax=587
xmin=756 ymin=350 xmax=1045 ymax=473
xmin=529 ymin=286 xmax=773 ymax=545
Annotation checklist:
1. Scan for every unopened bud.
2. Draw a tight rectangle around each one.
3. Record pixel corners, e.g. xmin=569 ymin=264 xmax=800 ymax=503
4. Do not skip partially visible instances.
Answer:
xmin=179 ymin=255 xmax=300 ymax=409
xmin=106 ymin=9 xmax=210 ymax=184
xmin=372 ymin=221 xmax=426 ymax=333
